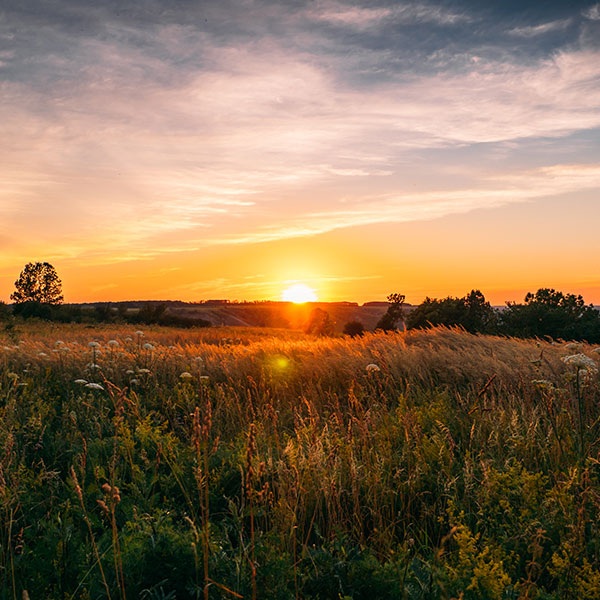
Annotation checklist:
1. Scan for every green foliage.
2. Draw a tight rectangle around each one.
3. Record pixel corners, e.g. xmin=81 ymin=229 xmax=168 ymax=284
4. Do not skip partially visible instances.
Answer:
xmin=0 ymin=324 xmax=599 ymax=598
xmin=10 ymin=261 xmax=63 ymax=305
xmin=501 ymin=288 xmax=600 ymax=342
xmin=406 ymin=289 xmax=496 ymax=333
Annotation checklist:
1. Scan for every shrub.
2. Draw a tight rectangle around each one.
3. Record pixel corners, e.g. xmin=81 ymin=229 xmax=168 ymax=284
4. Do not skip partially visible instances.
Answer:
xmin=343 ymin=320 xmax=365 ymax=337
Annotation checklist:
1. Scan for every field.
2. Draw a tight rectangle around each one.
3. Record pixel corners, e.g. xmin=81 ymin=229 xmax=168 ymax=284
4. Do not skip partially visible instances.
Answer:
xmin=1 ymin=322 xmax=599 ymax=599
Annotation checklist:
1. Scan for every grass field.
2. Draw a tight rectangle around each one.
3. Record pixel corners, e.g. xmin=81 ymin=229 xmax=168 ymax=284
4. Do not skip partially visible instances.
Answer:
xmin=1 ymin=322 xmax=599 ymax=599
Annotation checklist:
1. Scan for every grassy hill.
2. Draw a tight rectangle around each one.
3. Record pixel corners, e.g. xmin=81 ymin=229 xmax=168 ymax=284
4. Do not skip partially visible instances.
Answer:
xmin=0 ymin=323 xmax=599 ymax=598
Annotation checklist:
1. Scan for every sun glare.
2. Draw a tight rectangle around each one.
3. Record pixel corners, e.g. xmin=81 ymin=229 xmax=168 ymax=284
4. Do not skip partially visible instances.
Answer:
xmin=281 ymin=283 xmax=318 ymax=303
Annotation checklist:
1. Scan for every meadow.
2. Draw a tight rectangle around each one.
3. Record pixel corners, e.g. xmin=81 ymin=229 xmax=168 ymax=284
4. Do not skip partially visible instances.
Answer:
xmin=1 ymin=322 xmax=599 ymax=599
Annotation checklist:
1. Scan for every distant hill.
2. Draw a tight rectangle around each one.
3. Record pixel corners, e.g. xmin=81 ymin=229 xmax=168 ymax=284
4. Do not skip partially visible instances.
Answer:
xmin=68 ymin=300 xmax=413 ymax=332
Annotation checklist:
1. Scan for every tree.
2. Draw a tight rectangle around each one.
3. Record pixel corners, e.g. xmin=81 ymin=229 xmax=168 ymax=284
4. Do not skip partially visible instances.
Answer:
xmin=10 ymin=262 xmax=64 ymax=305
xmin=406 ymin=290 xmax=496 ymax=333
xmin=305 ymin=308 xmax=334 ymax=336
xmin=376 ymin=293 xmax=405 ymax=331
xmin=500 ymin=288 xmax=600 ymax=342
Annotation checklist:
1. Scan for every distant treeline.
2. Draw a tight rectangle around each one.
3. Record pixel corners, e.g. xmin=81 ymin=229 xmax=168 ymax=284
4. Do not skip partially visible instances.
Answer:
xmin=0 ymin=301 xmax=211 ymax=328
xmin=404 ymin=288 xmax=600 ymax=343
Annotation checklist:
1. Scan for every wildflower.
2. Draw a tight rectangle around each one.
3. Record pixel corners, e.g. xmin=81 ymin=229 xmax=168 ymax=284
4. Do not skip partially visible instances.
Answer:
xmin=107 ymin=339 xmax=119 ymax=347
xmin=532 ymin=379 xmax=555 ymax=391
xmin=125 ymin=369 xmax=135 ymax=375
xmin=366 ymin=363 xmax=381 ymax=372
xmin=74 ymin=379 xmax=88 ymax=385
xmin=125 ymin=337 xmax=133 ymax=342
xmin=86 ymin=363 xmax=101 ymax=370
xmin=564 ymin=342 xmax=582 ymax=350
xmin=593 ymin=347 xmax=600 ymax=354
xmin=85 ymin=383 xmax=104 ymax=390
xmin=135 ymin=331 xmax=144 ymax=337
xmin=88 ymin=341 xmax=101 ymax=348
xmin=562 ymin=354 xmax=598 ymax=373
xmin=37 ymin=352 xmax=49 ymax=358
xmin=55 ymin=340 xmax=64 ymax=347
xmin=180 ymin=372 xmax=193 ymax=380
xmin=199 ymin=375 xmax=209 ymax=384
xmin=137 ymin=368 xmax=151 ymax=374
xmin=142 ymin=343 xmax=154 ymax=351
xmin=8 ymin=372 xmax=18 ymax=381
xmin=2 ymin=346 xmax=11 ymax=351
xmin=130 ymin=379 xmax=140 ymax=385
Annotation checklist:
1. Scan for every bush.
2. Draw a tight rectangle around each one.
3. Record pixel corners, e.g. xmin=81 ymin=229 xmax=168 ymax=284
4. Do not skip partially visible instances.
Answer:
xmin=343 ymin=320 xmax=365 ymax=337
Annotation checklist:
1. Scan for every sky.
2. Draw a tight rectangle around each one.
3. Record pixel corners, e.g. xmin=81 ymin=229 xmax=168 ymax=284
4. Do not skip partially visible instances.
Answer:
xmin=1 ymin=0 xmax=600 ymax=304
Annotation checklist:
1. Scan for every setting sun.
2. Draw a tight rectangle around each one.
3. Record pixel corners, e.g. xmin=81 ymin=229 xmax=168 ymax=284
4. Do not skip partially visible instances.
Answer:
xmin=281 ymin=283 xmax=318 ymax=303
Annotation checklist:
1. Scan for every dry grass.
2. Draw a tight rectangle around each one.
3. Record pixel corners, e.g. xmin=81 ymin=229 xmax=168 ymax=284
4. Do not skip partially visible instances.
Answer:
xmin=0 ymin=322 xmax=599 ymax=598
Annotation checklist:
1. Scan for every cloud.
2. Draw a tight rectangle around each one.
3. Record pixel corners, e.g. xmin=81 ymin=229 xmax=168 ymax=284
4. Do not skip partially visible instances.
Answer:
xmin=508 ymin=19 xmax=571 ymax=37
xmin=1 ymin=1 xmax=600 ymax=273
xmin=583 ymin=3 xmax=600 ymax=20
xmin=213 ymin=163 xmax=600 ymax=245
xmin=307 ymin=1 xmax=468 ymax=29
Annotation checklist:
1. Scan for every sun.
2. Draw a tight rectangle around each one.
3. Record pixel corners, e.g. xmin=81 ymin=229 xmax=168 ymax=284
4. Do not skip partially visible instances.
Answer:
xmin=281 ymin=283 xmax=318 ymax=303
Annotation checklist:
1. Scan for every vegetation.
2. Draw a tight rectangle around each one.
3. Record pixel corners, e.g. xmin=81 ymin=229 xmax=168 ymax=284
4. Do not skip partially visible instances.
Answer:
xmin=343 ymin=320 xmax=365 ymax=337
xmin=406 ymin=290 xmax=497 ymax=334
xmin=10 ymin=262 xmax=64 ymax=305
xmin=376 ymin=293 xmax=406 ymax=331
xmin=1 ymin=322 xmax=599 ymax=598
xmin=406 ymin=288 xmax=600 ymax=343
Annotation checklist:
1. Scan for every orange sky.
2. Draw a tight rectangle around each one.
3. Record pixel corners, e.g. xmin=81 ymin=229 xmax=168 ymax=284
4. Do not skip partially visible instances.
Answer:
xmin=2 ymin=2 xmax=600 ymax=306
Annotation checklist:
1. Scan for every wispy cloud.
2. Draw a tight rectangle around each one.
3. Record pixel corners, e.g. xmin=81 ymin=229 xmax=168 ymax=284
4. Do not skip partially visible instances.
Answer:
xmin=583 ymin=4 xmax=600 ymax=20
xmin=1 ymin=1 xmax=600 ymax=300
xmin=509 ymin=19 xmax=571 ymax=37
xmin=213 ymin=164 xmax=600 ymax=245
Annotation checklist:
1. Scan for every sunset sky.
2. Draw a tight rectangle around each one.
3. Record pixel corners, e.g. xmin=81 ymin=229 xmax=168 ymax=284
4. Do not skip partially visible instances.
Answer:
xmin=1 ymin=0 xmax=600 ymax=304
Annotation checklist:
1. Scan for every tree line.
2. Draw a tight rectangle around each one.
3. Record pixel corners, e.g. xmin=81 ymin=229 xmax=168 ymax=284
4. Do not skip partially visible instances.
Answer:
xmin=4 ymin=262 xmax=600 ymax=342
xmin=1 ymin=262 xmax=210 ymax=328
xmin=363 ymin=288 xmax=600 ymax=343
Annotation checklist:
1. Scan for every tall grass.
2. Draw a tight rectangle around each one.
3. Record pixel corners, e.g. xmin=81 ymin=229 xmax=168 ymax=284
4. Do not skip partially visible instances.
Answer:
xmin=0 ymin=322 xmax=599 ymax=598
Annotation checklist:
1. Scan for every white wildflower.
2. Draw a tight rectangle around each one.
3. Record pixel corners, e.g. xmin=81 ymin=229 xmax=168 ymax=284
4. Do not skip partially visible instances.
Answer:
xmin=592 ymin=347 xmax=600 ymax=354
xmin=137 ymin=368 xmax=151 ymax=374
xmin=130 ymin=379 xmax=140 ymax=385
xmin=199 ymin=375 xmax=209 ymax=383
xmin=125 ymin=369 xmax=135 ymax=375
xmin=125 ymin=337 xmax=133 ymax=342
xmin=107 ymin=339 xmax=119 ymax=347
xmin=135 ymin=331 xmax=144 ymax=337
xmin=142 ymin=343 xmax=154 ymax=351
xmin=366 ymin=363 xmax=381 ymax=372
xmin=74 ymin=379 xmax=88 ymax=385
xmin=88 ymin=341 xmax=101 ymax=348
xmin=55 ymin=340 xmax=64 ymax=347
xmin=180 ymin=372 xmax=193 ymax=380
xmin=37 ymin=352 xmax=49 ymax=358
xmin=562 ymin=354 xmax=598 ymax=373
xmin=85 ymin=382 xmax=104 ymax=390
